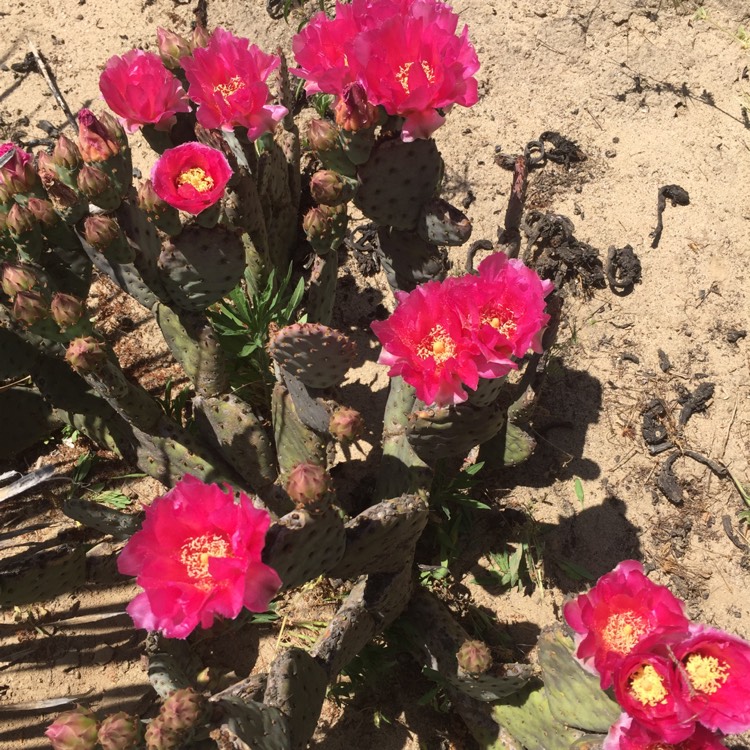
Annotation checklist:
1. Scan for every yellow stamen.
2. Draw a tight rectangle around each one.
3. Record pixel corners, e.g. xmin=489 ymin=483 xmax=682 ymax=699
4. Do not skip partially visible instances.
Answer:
xmin=180 ymin=533 xmax=231 ymax=590
xmin=416 ymin=325 xmax=455 ymax=364
xmin=628 ymin=664 xmax=669 ymax=707
xmin=601 ymin=611 xmax=650 ymax=655
xmin=214 ymin=75 xmax=245 ymax=104
xmin=481 ymin=305 xmax=518 ymax=337
xmin=395 ymin=60 xmax=436 ymax=94
xmin=684 ymin=653 xmax=729 ymax=695
xmin=177 ymin=167 xmax=215 ymax=193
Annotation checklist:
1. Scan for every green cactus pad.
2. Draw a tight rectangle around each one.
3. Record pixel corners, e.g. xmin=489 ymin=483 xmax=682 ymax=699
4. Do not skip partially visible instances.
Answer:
xmin=418 ymin=198 xmax=473 ymax=246
xmin=264 ymin=648 xmax=328 ymax=750
xmin=377 ymin=227 xmax=449 ymax=292
xmin=538 ymin=625 xmax=620 ymax=733
xmin=424 ymin=666 xmax=534 ymax=704
xmin=0 ymin=544 xmax=86 ymax=606
xmin=407 ymin=399 xmax=507 ymax=461
xmin=491 ymin=683 xmax=583 ymax=750
xmin=570 ymin=735 xmax=607 ymax=750
xmin=329 ymin=493 xmax=429 ymax=578
xmin=63 ymin=498 xmax=143 ymax=540
xmin=158 ymin=225 xmax=246 ymax=312
xmin=0 ymin=327 xmax=40 ymax=380
xmin=0 ymin=387 xmax=60 ymax=457
xmin=264 ymin=507 xmax=346 ymax=589
xmin=503 ymin=423 xmax=537 ymax=466
xmin=269 ymin=323 xmax=356 ymax=390
xmin=215 ymin=695 xmax=291 ymax=750
xmin=355 ymin=138 xmax=442 ymax=231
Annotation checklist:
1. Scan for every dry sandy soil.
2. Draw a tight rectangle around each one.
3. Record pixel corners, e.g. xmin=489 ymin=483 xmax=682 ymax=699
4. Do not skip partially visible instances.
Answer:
xmin=1 ymin=0 xmax=750 ymax=748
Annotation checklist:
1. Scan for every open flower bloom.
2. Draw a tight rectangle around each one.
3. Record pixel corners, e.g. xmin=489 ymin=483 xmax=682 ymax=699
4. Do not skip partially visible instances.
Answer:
xmin=372 ymin=279 xmax=482 ymax=406
xmin=117 ymin=475 xmax=281 ymax=639
xmin=352 ymin=2 xmax=479 ymax=140
xmin=563 ymin=560 xmax=690 ymax=688
xmin=672 ymin=624 xmax=750 ymax=734
xmin=613 ymin=651 xmax=695 ymax=743
xmin=0 ymin=142 xmax=35 ymax=194
xmin=603 ymin=713 xmax=727 ymax=750
xmin=99 ymin=50 xmax=190 ymax=134
xmin=182 ymin=27 xmax=287 ymax=137
xmin=151 ymin=142 xmax=232 ymax=214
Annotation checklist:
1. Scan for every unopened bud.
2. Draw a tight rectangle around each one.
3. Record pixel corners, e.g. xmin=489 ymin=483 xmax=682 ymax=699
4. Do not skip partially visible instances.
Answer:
xmin=137 ymin=179 xmax=181 ymax=235
xmin=160 ymin=688 xmax=205 ymax=733
xmin=6 ymin=202 xmax=35 ymax=237
xmin=97 ymin=711 xmax=140 ymax=750
xmin=51 ymin=293 xmax=85 ymax=331
xmin=456 ymin=640 xmax=492 ymax=676
xmin=77 ymin=165 xmax=111 ymax=199
xmin=307 ymin=118 xmax=339 ymax=153
xmin=83 ymin=214 xmax=120 ymax=250
xmin=98 ymin=111 xmax=127 ymax=149
xmin=190 ymin=23 xmax=210 ymax=50
xmin=45 ymin=706 xmax=99 ymax=750
xmin=0 ymin=141 xmax=36 ymax=194
xmin=157 ymin=28 xmax=192 ymax=68
xmin=52 ymin=135 xmax=81 ymax=171
xmin=26 ymin=197 xmax=59 ymax=227
xmin=1 ymin=262 xmax=39 ymax=297
xmin=328 ymin=406 xmax=364 ymax=443
xmin=13 ymin=290 xmax=48 ymax=326
xmin=42 ymin=172 xmax=83 ymax=212
xmin=302 ymin=203 xmax=347 ymax=253
xmin=285 ymin=462 xmax=331 ymax=512
xmin=144 ymin=715 xmax=178 ymax=750
xmin=334 ymin=83 xmax=378 ymax=132
xmin=65 ymin=336 xmax=107 ymax=372
xmin=309 ymin=170 xmax=353 ymax=206
xmin=77 ymin=109 xmax=119 ymax=163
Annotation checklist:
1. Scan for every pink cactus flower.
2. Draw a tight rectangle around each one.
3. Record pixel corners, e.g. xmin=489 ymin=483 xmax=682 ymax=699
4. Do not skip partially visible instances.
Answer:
xmin=613 ymin=651 xmax=695 ymax=743
xmin=563 ymin=560 xmax=690 ymax=689
xmin=117 ymin=475 xmax=281 ymax=639
xmin=99 ymin=49 xmax=190 ymax=134
xmin=603 ymin=713 xmax=727 ymax=750
xmin=151 ymin=142 xmax=232 ymax=214
xmin=181 ymin=27 xmax=287 ymax=137
xmin=352 ymin=3 xmax=479 ymax=140
xmin=672 ymin=624 xmax=750 ymax=734
xmin=0 ymin=142 xmax=35 ymax=194
xmin=371 ymin=278 xmax=482 ymax=406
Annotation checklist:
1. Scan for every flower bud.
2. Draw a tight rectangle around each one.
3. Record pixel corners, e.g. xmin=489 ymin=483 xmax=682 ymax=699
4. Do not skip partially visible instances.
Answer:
xmin=83 ymin=215 xmax=120 ymax=250
xmin=137 ymin=179 xmax=181 ymax=235
xmin=302 ymin=203 xmax=347 ymax=253
xmin=160 ymin=688 xmax=205 ymax=733
xmin=41 ymin=172 xmax=86 ymax=221
xmin=77 ymin=165 xmax=111 ymax=199
xmin=1 ymin=262 xmax=39 ymax=297
xmin=334 ymin=83 xmax=378 ymax=132
xmin=144 ymin=714 xmax=179 ymax=750
xmin=309 ymin=170 xmax=353 ymax=206
xmin=97 ymin=711 xmax=140 ymax=750
xmin=285 ymin=462 xmax=331 ymax=512
xmin=190 ymin=23 xmax=210 ymax=50
xmin=13 ymin=290 xmax=48 ymax=325
xmin=45 ymin=706 xmax=99 ymax=750
xmin=456 ymin=640 xmax=492 ymax=676
xmin=77 ymin=109 xmax=119 ymax=163
xmin=307 ymin=118 xmax=339 ymax=152
xmin=0 ymin=141 xmax=36 ymax=195
xmin=52 ymin=135 xmax=81 ymax=171
xmin=6 ymin=202 xmax=35 ymax=238
xmin=65 ymin=336 xmax=107 ymax=372
xmin=51 ymin=293 xmax=85 ymax=330
xmin=328 ymin=406 xmax=364 ymax=443
xmin=98 ymin=111 xmax=128 ymax=149
xmin=157 ymin=27 xmax=192 ymax=69
xmin=26 ymin=197 xmax=60 ymax=227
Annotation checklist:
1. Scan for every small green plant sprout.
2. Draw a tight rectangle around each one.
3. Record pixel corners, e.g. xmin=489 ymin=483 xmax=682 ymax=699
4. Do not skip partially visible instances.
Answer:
xmin=156 ymin=377 xmax=194 ymax=428
xmin=573 ymin=476 xmax=585 ymax=508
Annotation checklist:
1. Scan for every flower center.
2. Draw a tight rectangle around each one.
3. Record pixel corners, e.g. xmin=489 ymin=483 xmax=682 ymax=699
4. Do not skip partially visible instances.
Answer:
xmin=180 ymin=533 xmax=231 ymax=590
xmin=628 ymin=664 xmax=669 ymax=707
xmin=481 ymin=305 xmax=518 ymax=337
xmin=395 ymin=61 xmax=436 ymax=93
xmin=177 ymin=167 xmax=215 ymax=193
xmin=683 ymin=653 xmax=729 ymax=695
xmin=416 ymin=325 xmax=456 ymax=364
xmin=601 ymin=611 xmax=650 ymax=655
xmin=214 ymin=75 xmax=246 ymax=104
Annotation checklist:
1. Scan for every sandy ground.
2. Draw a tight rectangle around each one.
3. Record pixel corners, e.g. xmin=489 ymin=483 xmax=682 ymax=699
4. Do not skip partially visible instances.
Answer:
xmin=1 ymin=0 xmax=750 ymax=747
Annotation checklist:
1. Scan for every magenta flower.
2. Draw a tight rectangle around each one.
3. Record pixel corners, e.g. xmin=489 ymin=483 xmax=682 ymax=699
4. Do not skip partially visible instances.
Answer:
xmin=99 ymin=50 xmax=190 ymax=134
xmin=613 ymin=651 xmax=695 ymax=743
xmin=352 ymin=2 xmax=479 ymax=140
xmin=118 ymin=475 xmax=281 ymax=639
xmin=372 ymin=279 xmax=482 ymax=406
xmin=603 ymin=713 xmax=727 ymax=750
xmin=0 ymin=142 xmax=34 ymax=194
xmin=151 ymin=142 xmax=232 ymax=214
xmin=563 ymin=560 xmax=690 ymax=689
xmin=672 ymin=624 xmax=750 ymax=734
xmin=181 ymin=27 xmax=287 ymax=137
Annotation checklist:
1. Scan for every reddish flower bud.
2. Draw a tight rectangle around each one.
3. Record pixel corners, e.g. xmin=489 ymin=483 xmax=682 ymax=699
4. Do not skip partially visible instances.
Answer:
xmin=42 ymin=172 xmax=82 ymax=210
xmin=302 ymin=203 xmax=347 ymax=253
xmin=52 ymin=135 xmax=81 ymax=171
xmin=457 ymin=640 xmax=493 ymax=675
xmin=83 ymin=215 xmax=121 ymax=250
xmin=5 ymin=202 xmax=35 ymax=237
xmin=160 ymin=688 xmax=205 ymax=733
xmin=309 ymin=170 xmax=353 ymax=206
xmin=157 ymin=28 xmax=192 ymax=69
xmin=190 ymin=23 xmax=210 ymax=50
xmin=97 ymin=711 xmax=140 ymax=750
xmin=45 ymin=706 xmax=99 ymax=750
xmin=26 ymin=197 xmax=60 ymax=227
xmin=1 ymin=262 xmax=39 ymax=297
xmin=0 ymin=141 xmax=36 ymax=194
xmin=328 ymin=406 xmax=363 ymax=443
xmin=12 ymin=290 xmax=48 ymax=326
xmin=77 ymin=165 xmax=112 ymax=199
xmin=65 ymin=336 xmax=107 ymax=372
xmin=137 ymin=179 xmax=181 ymax=235
xmin=98 ymin=112 xmax=127 ymax=147
xmin=51 ymin=293 xmax=85 ymax=330
xmin=334 ymin=83 xmax=378 ymax=132
xmin=77 ymin=109 xmax=119 ymax=162
xmin=144 ymin=714 xmax=178 ymax=750
xmin=307 ymin=118 xmax=339 ymax=152
xmin=285 ymin=462 xmax=331 ymax=512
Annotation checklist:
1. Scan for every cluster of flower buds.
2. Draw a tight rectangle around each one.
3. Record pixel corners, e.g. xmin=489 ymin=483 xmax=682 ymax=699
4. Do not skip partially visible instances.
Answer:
xmin=45 ymin=706 xmax=140 ymax=750
xmin=565 ymin=560 xmax=750 ymax=748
